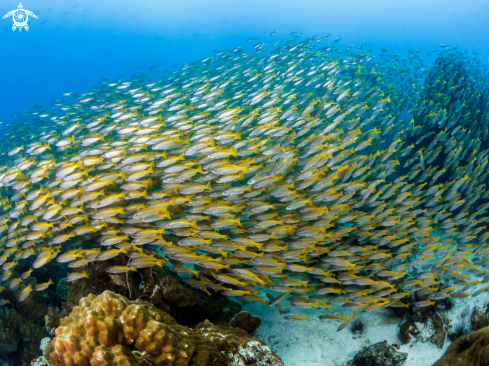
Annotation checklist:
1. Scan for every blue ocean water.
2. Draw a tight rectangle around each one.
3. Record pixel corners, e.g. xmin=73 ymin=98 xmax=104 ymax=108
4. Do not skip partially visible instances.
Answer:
xmin=1 ymin=0 xmax=488 ymax=123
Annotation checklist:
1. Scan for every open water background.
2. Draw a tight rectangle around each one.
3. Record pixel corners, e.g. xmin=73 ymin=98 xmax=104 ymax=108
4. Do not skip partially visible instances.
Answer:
xmin=0 ymin=0 xmax=488 ymax=123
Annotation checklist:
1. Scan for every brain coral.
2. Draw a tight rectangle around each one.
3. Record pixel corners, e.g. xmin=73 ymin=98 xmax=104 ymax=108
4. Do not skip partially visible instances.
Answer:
xmin=49 ymin=290 xmax=282 ymax=366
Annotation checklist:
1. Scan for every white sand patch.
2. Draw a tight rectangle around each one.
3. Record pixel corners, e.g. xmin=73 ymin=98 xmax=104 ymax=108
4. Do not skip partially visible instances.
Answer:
xmin=237 ymin=284 xmax=489 ymax=365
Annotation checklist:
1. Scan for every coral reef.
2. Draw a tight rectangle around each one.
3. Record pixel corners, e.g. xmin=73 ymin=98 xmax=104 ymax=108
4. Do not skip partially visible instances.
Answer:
xmin=32 ymin=356 xmax=47 ymax=366
xmin=18 ymin=290 xmax=49 ymax=325
xmin=0 ymin=314 xmax=20 ymax=355
xmin=32 ymin=338 xmax=52 ymax=366
xmin=43 ymin=341 xmax=54 ymax=366
xmin=0 ymin=307 xmax=48 ymax=365
xmin=61 ymin=259 xmax=241 ymax=328
xmin=49 ymin=290 xmax=282 ymax=366
xmin=40 ymin=337 xmax=52 ymax=354
xmin=62 ymin=258 xmax=132 ymax=313
xmin=224 ymin=341 xmax=282 ymax=366
xmin=55 ymin=279 xmax=68 ymax=303
xmin=432 ymin=327 xmax=489 ymax=366
xmin=346 ymin=341 xmax=407 ymax=366
xmin=229 ymin=312 xmax=261 ymax=336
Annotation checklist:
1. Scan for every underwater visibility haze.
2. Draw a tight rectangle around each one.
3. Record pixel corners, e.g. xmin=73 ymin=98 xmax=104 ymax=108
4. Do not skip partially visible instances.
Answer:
xmin=1 ymin=1 xmax=489 ymax=366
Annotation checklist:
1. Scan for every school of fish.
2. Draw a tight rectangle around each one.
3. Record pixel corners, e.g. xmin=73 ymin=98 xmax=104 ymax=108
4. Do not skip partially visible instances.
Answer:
xmin=0 ymin=33 xmax=488 ymax=326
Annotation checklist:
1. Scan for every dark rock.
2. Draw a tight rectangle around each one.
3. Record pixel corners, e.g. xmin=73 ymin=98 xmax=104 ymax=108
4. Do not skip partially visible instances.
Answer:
xmin=62 ymin=257 xmax=133 ymax=313
xmin=351 ymin=341 xmax=407 ymax=366
xmin=163 ymin=283 xmax=242 ymax=327
xmin=61 ymin=259 xmax=243 ymax=329
xmin=17 ymin=289 xmax=48 ymax=325
xmin=161 ymin=275 xmax=199 ymax=307
xmin=229 ymin=311 xmax=262 ymax=335
xmin=44 ymin=307 xmax=64 ymax=334
xmin=0 ymin=315 xmax=20 ymax=354
xmin=471 ymin=305 xmax=489 ymax=331
xmin=0 ymin=307 xmax=48 ymax=365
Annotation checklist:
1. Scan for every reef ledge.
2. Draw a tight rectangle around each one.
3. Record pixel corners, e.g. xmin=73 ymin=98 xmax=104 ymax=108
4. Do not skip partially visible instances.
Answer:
xmin=47 ymin=290 xmax=282 ymax=366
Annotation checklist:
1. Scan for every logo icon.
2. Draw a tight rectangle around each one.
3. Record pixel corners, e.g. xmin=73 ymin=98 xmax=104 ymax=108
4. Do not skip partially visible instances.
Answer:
xmin=3 ymin=3 xmax=37 ymax=32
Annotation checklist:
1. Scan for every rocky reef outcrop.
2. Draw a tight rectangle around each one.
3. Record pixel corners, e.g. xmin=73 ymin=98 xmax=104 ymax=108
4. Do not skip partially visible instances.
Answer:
xmin=346 ymin=341 xmax=407 ymax=366
xmin=48 ymin=290 xmax=282 ymax=366
xmin=0 ymin=307 xmax=48 ymax=365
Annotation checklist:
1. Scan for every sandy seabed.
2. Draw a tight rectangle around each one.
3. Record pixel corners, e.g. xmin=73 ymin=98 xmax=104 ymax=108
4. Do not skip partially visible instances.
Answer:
xmin=238 ymin=285 xmax=489 ymax=366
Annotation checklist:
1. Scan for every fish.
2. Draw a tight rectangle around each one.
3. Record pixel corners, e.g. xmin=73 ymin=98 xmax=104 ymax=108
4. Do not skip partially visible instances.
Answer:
xmin=336 ymin=311 xmax=358 ymax=332
xmin=95 ymin=247 xmax=127 ymax=261
xmin=267 ymin=291 xmax=290 ymax=305
xmin=18 ymin=283 xmax=33 ymax=302
xmin=66 ymin=270 xmax=89 ymax=282
xmin=105 ymin=266 xmax=138 ymax=274
xmin=283 ymin=315 xmax=310 ymax=321
xmin=415 ymin=300 xmax=436 ymax=307
xmin=0 ymin=33 xmax=485 ymax=323
xmin=34 ymin=279 xmax=54 ymax=292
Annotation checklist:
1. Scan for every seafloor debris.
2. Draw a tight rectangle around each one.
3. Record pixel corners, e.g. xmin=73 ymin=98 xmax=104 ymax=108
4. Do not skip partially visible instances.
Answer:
xmin=48 ymin=290 xmax=282 ymax=366
xmin=346 ymin=340 xmax=407 ymax=366
xmin=431 ymin=312 xmax=447 ymax=347
xmin=399 ymin=321 xmax=416 ymax=343
xmin=397 ymin=292 xmax=448 ymax=347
